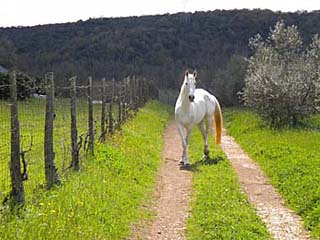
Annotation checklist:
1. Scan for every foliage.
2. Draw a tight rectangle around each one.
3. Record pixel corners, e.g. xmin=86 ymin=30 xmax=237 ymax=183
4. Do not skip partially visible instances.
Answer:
xmin=0 ymin=38 xmax=17 ymax=68
xmin=0 ymin=72 xmax=43 ymax=100
xmin=243 ymin=21 xmax=320 ymax=126
xmin=210 ymin=55 xmax=248 ymax=106
xmin=1 ymin=10 xmax=320 ymax=105
xmin=0 ymin=100 xmax=172 ymax=239
xmin=186 ymin=127 xmax=269 ymax=239
xmin=224 ymin=108 xmax=320 ymax=238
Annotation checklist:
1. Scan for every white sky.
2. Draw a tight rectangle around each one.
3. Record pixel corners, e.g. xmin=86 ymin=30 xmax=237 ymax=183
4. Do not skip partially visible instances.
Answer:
xmin=1 ymin=0 xmax=320 ymax=27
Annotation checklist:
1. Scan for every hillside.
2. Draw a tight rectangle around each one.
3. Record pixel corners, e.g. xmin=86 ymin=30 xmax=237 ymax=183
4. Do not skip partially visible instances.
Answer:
xmin=1 ymin=9 xmax=320 ymax=105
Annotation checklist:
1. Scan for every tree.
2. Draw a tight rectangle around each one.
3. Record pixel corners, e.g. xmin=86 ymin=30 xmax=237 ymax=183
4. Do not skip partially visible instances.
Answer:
xmin=1 ymin=10 xmax=320 ymax=106
xmin=243 ymin=21 xmax=320 ymax=126
xmin=0 ymin=38 xmax=17 ymax=68
xmin=0 ymin=71 xmax=38 ymax=100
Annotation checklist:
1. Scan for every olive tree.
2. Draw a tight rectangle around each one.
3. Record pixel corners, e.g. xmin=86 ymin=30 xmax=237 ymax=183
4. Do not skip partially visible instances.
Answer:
xmin=243 ymin=21 xmax=320 ymax=126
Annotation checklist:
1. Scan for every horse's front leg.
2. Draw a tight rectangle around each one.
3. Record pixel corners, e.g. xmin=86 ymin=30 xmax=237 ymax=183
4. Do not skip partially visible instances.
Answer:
xmin=177 ymin=123 xmax=187 ymax=165
xmin=184 ymin=126 xmax=193 ymax=165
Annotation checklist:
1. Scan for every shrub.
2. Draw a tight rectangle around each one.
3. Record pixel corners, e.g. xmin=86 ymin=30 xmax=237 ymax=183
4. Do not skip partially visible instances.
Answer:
xmin=0 ymin=71 xmax=42 ymax=100
xmin=243 ymin=21 xmax=320 ymax=126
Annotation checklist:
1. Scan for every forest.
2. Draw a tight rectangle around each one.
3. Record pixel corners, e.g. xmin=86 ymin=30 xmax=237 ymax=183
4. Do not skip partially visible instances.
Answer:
xmin=0 ymin=9 xmax=320 ymax=105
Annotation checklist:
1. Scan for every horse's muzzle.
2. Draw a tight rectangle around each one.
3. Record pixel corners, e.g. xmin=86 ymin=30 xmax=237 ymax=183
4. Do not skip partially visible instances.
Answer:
xmin=189 ymin=95 xmax=195 ymax=102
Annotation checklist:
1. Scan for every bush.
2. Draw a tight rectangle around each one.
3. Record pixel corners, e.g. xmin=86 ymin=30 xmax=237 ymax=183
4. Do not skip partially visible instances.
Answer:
xmin=243 ymin=21 xmax=320 ymax=126
xmin=0 ymin=71 xmax=43 ymax=100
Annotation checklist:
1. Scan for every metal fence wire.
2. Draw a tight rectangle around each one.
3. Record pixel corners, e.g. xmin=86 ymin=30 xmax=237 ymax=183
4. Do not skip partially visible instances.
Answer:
xmin=0 ymin=96 xmax=10 ymax=205
xmin=0 ymin=71 xmax=151 ymax=206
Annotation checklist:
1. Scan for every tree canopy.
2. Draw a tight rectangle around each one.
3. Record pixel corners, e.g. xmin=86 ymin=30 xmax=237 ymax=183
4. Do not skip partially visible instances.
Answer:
xmin=0 ymin=9 xmax=320 ymax=105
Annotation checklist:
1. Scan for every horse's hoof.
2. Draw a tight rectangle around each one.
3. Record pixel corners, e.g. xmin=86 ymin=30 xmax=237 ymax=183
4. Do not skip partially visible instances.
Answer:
xmin=180 ymin=163 xmax=191 ymax=170
xmin=200 ymin=155 xmax=208 ymax=160
xmin=204 ymin=149 xmax=210 ymax=156
xmin=183 ymin=163 xmax=191 ymax=170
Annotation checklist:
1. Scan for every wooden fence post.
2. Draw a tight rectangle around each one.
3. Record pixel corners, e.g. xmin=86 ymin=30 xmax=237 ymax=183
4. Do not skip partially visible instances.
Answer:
xmin=9 ymin=70 xmax=25 ymax=205
xmin=118 ymin=97 xmax=122 ymax=127
xmin=146 ymin=80 xmax=150 ymax=100
xmin=137 ymin=78 xmax=140 ymax=108
xmin=87 ymin=76 xmax=94 ymax=155
xmin=129 ymin=76 xmax=133 ymax=111
xmin=70 ymin=76 xmax=79 ymax=171
xmin=121 ymin=79 xmax=126 ymax=122
xmin=132 ymin=76 xmax=136 ymax=110
xmin=108 ymin=78 xmax=115 ymax=134
xmin=142 ymin=78 xmax=147 ymax=104
xmin=132 ymin=76 xmax=137 ymax=111
xmin=122 ymin=78 xmax=127 ymax=121
xmin=126 ymin=78 xmax=130 ymax=119
xmin=135 ymin=77 xmax=139 ymax=108
xmin=139 ymin=79 xmax=142 ymax=105
xmin=135 ymin=77 xmax=139 ymax=110
xmin=44 ymin=72 xmax=60 ymax=188
xmin=100 ymin=77 xmax=107 ymax=141
xmin=135 ymin=77 xmax=139 ymax=109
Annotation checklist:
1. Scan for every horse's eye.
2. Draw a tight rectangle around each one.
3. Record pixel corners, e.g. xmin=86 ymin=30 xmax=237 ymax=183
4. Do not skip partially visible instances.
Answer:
xmin=185 ymin=82 xmax=188 ymax=85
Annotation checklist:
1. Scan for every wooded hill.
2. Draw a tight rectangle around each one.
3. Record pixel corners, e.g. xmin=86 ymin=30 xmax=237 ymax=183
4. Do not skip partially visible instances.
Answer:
xmin=0 ymin=9 xmax=320 ymax=105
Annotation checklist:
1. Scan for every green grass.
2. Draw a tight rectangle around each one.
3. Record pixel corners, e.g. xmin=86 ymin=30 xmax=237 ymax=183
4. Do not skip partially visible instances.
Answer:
xmin=186 ymin=127 xmax=270 ymax=239
xmin=224 ymin=108 xmax=320 ymax=238
xmin=0 ymin=98 xmax=120 ymax=204
xmin=0 ymin=100 xmax=171 ymax=239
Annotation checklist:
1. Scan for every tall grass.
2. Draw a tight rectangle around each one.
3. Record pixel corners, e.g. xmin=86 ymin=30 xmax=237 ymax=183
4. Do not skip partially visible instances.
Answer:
xmin=0 ymin=98 xmax=102 ymax=204
xmin=224 ymin=108 xmax=320 ymax=238
xmin=0 ymin=100 xmax=171 ymax=239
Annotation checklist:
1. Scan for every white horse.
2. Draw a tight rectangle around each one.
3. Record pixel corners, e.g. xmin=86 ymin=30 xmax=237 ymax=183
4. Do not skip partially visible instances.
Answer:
xmin=175 ymin=70 xmax=223 ymax=166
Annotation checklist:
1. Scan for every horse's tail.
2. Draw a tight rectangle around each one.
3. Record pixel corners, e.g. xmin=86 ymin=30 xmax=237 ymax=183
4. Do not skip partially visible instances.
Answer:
xmin=213 ymin=98 xmax=223 ymax=145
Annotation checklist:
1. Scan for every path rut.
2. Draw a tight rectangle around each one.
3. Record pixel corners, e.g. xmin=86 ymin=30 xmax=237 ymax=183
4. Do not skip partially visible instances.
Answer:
xmin=220 ymin=130 xmax=310 ymax=240
xmin=132 ymin=121 xmax=192 ymax=240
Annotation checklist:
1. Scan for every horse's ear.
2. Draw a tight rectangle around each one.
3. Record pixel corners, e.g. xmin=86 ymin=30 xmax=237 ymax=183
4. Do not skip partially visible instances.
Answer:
xmin=193 ymin=70 xmax=197 ymax=78
xmin=185 ymin=70 xmax=189 ymax=77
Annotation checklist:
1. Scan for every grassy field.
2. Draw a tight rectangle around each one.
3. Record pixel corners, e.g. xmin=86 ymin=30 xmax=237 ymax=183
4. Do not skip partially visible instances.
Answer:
xmin=224 ymin=109 xmax=320 ymax=238
xmin=0 ymin=100 xmax=171 ymax=239
xmin=5 ymin=101 xmax=318 ymax=239
xmin=0 ymin=98 xmax=103 ymax=204
xmin=186 ymin=127 xmax=270 ymax=239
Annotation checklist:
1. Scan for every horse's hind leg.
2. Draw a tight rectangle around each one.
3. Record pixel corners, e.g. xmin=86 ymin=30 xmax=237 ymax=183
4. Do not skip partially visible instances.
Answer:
xmin=177 ymin=123 xmax=187 ymax=165
xmin=199 ymin=120 xmax=209 ymax=158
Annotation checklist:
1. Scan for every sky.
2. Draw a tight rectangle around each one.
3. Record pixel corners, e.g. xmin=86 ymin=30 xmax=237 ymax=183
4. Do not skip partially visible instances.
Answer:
xmin=1 ymin=0 xmax=320 ymax=27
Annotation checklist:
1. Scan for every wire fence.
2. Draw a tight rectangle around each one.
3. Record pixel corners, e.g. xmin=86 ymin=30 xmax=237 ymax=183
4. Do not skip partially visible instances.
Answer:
xmin=0 ymin=71 xmax=152 ymax=207
xmin=0 ymin=98 xmax=10 ymax=205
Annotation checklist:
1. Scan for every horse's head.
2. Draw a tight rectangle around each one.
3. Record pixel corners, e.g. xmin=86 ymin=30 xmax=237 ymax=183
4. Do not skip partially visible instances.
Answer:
xmin=183 ymin=70 xmax=197 ymax=102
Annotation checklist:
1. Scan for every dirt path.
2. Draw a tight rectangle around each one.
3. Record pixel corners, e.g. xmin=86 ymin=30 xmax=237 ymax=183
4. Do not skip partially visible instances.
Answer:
xmin=132 ymin=123 xmax=310 ymax=239
xmin=131 ymin=121 xmax=192 ymax=239
xmin=220 ymin=130 xmax=310 ymax=240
